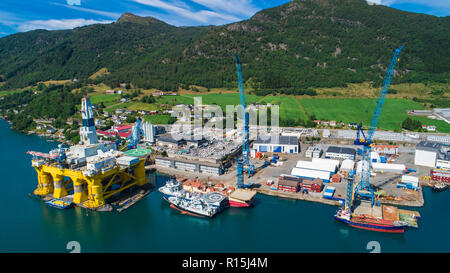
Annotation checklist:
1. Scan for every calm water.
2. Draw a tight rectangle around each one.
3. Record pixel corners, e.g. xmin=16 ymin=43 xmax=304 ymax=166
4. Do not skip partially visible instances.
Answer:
xmin=0 ymin=119 xmax=449 ymax=253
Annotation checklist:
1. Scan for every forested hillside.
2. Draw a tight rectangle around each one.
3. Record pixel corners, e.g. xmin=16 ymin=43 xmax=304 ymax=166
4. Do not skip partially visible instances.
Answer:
xmin=0 ymin=0 xmax=449 ymax=94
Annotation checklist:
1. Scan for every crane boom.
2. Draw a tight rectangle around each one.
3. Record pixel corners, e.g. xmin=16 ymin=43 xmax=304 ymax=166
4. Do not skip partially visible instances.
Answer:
xmin=346 ymin=45 xmax=404 ymax=211
xmin=235 ymin=53 xmax=255 ymax=187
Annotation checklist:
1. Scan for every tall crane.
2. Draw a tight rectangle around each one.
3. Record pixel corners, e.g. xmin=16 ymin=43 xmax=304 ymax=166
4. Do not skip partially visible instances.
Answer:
xmin=127 ymin=118 xmax=144 ymax=149
xmin=345 ymin=45 xmax=404 ymax=212
xmin=235 ymin=53 xmax=255 ymax=187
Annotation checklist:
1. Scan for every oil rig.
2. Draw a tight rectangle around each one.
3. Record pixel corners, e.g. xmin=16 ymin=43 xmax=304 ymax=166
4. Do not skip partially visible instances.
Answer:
xmin=27 ymin=96 xmax=150 ymax=211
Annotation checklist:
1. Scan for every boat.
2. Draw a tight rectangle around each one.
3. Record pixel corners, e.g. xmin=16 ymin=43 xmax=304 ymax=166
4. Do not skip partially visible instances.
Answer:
xmin=158 ymin=179 xmax=183 ymax=199
xmin=159 ymin=180 xmax=229 ymax=211
xmin=228 ymin=189 xmax=256 ymax=207
xmin=432 ymin=182 xmax=448 ymax=192
xmin=45 ymin=198 xmax=73 ymax=209
xmin=334 ymin=208 xmax=407 ymax=233
xmin=165 ymin=196 xmax=218 ymax=218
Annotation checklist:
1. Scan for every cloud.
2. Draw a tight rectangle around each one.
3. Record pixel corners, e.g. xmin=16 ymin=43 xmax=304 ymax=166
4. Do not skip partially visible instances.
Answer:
xmin=132 ymin=0 xmax=241 ymax=25
xmin=67 ymin=0 xmax=81 ymax=6
xmin=52 ymin=2 xmax=122 ymax=19
xmin=190 ymin=0 xmax=258 ymax=17
xmin=368 ymin=0 xmax=450 ymax=11
xmin=17 ymin=18 xmax=113 ymax=32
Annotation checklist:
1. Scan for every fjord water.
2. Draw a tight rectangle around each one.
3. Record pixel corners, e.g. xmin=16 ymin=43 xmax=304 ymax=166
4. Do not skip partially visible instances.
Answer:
xmin=1 ymin=119 xmax=449 ymax=253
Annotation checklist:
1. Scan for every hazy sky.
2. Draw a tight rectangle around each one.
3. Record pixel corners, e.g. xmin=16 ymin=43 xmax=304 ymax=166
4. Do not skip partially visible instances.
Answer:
xmin=0 ymin=0 xmax=448 ymax=37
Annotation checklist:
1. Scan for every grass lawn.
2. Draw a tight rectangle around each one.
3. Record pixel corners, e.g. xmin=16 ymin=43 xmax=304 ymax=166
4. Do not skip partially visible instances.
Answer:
xmin=299 ymin=98 xmax=450 ymax=133
xmin=143 ymin=114 xmax=174 ymax=124
xmin=89 ymin=94 xmax=120 ymax=104
xmin=260 ymin=95 xmax=309 ymax=123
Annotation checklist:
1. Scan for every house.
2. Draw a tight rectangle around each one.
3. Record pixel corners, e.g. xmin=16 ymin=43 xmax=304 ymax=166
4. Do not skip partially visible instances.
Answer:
xmin=329 ymin=121 xmax=337 ymax=127
xmin=426 ymin=125 xmax=436 ymax=132
xmin=348 ymin=123 xmax=358 ymax=129
xmin=120 ymin=98 xmax=129 ymax=103
xmin=105 ymin=90 xmax=115 ymax=94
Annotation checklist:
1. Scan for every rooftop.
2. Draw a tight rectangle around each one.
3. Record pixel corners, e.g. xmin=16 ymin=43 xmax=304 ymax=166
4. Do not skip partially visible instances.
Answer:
xmin=326 ymin=146 xmax=356 ymax=155
xmin=254 ymin=135 xmax=299 ymax=145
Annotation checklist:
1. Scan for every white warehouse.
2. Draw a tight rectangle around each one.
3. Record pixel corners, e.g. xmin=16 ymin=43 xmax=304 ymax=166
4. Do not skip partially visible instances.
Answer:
xmin=415 ymin=141 xmax=450 ymax=169
xmin=253 ymin=135 xmax=300 ymax=154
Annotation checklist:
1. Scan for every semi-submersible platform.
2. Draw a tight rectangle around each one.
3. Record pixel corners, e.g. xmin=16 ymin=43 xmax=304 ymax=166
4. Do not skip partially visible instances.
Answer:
xmin=27 ymin=97 xmax=152 ymax=211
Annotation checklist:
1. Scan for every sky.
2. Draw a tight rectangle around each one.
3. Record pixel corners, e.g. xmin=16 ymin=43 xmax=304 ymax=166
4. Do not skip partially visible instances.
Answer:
xmin=0 ymin=0 xmax=448 ymax=38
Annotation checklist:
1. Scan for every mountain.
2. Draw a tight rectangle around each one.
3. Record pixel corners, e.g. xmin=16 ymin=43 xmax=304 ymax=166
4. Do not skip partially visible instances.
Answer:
xmin=0 ymin=0 xmax=449 ymax=92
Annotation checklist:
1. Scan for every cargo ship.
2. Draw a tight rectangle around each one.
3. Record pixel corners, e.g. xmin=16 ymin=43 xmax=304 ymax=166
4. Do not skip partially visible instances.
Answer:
xmin=334 ymin=209 xmax=407 ymax=233
xmin=165 ymin=196 xmax=218 ymax=218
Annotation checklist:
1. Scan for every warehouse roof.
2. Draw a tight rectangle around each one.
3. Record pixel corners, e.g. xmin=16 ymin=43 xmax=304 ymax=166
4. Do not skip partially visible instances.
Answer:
xmin=254 ymin=135 xmax=298 ymax=145
xmin=326 ymin=146 xmax=356 ymax=155
xmin=417 ymin=141 xmax=450 ymax=161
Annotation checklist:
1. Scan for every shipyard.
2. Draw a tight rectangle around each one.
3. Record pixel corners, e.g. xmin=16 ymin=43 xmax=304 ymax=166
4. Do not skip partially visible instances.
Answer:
xmin=1 ymin=0 xmax=450 ymax=258
xmin=18 ymin=48 xmax=450 ymax=236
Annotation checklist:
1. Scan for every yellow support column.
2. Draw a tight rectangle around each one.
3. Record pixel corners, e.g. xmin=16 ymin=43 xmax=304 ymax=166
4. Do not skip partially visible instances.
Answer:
xmin=84 ymin=178 xmax=105 ymax=209
xmin=52 ymin=174 xmax=68 ymax=198
xmin=134 ymin=159 xmax=147 ymax=186
xmin=34 ymin=171 xmax=53 ymax=196
xmin=73 ymin=178 xmax=87 ymax=204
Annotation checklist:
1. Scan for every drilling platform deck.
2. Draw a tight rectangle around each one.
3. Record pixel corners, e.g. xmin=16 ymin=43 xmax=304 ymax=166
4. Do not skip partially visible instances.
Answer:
xmin=27 ymin=96 xmax=153 ymax=211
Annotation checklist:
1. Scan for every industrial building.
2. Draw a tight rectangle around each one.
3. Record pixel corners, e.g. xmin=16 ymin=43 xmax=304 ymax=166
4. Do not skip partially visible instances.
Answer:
xmin=305 ymin=146 xmax=323 ymax=158
xmin=156 ymin=134 xmax=186 ymax=148
xmin=277 ymin=175 xmax=302 ymax=193
xmin=253 ymin=135 xmax=300 ymax=154
xmin=325 ymin=146 xmax=356 ymax=160
xmin=371 ymin=163 xmax=406 ymax=174
xmin=340 ymin=159 xmax=355 ymax=172
xmin=155 ymin=156 xmax=223 ymax=175
xmin=430 ymin=169 xmax=450 ymax=183
xmin=301 ymin=178 xmax=323 ymax=192
xmin=296 ymin=160 xmax=337 ymax=175
xmin=414 ymin=141 xmax=450 ymax=169
xmin=291 ymin=167 xmax=330 ymax=183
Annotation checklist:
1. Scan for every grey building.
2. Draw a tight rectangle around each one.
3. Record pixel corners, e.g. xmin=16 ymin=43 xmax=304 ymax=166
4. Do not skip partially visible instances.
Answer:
xmin=325 ymin=146 xmax=356 ymax=160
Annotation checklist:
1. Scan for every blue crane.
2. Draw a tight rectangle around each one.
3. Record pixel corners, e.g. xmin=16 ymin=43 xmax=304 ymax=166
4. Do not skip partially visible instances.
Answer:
xmin=345 ymin=45 xmax=404 ymax=211
xmin=127 ymin=118 xmax=144 ymax=149
xmin=235 ymin=53 xmax=255 ymax=188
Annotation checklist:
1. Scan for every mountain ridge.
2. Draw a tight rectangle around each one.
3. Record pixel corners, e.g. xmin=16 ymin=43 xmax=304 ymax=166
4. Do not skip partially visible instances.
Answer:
xmin=0 ymin=0 xmax=449 ymax=92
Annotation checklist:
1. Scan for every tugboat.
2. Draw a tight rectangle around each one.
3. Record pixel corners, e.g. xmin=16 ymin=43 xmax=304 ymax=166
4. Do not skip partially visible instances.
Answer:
xmin=432 ymin=182 xmax=448 ymax=192
xmin=334 ymin=208 xmax=407 ymax=233
xmin=165 ymin=196 xmax=218 ymax=218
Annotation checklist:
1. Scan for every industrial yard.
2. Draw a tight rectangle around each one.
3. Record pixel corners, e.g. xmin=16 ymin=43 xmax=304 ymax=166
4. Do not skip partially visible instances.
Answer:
xmin=19 ymin=48 xmax=450 ymax=236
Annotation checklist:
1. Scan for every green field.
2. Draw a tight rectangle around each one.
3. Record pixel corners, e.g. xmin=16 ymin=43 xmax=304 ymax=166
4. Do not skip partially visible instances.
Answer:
xmin=89 ymin=94 xmax=120 ymax=104
xmin=157 ymin=93 xmax=261 ymax=110
xmin=260 ymin=95 xmax=309 ymax=123
xmin=299 ymin=98 xmax=450 ymax=132
xmin=143 ymin=114 xmax=174 ymax=124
